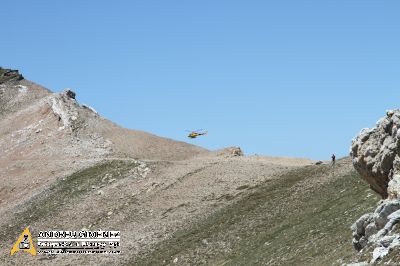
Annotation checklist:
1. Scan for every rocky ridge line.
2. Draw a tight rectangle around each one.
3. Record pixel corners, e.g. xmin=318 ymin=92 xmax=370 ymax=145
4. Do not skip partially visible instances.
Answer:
xmin=0 ymin=67 xmax=23 ymax=84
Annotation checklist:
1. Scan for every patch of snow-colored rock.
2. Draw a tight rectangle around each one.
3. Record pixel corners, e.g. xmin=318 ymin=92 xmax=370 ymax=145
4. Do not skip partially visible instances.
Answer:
xmin=351 ymin=110 xmax=400 ymax=263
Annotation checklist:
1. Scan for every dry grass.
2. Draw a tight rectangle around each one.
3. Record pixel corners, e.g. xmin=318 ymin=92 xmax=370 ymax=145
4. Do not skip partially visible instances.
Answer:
xmin=129 ymin=161 xmax=379 ymax=266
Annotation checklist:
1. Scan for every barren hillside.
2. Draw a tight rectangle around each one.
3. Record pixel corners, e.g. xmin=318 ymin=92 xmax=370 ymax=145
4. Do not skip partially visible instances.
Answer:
xmin=0 ymin=68 xmax=206 ymax=215
xmin=0 ymin=68 xmax=378 ymax=265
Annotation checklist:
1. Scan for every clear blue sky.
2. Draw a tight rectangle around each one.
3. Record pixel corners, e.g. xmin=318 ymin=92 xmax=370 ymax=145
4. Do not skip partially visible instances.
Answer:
xmin=2 ymin=1 xmax=400 ymax=160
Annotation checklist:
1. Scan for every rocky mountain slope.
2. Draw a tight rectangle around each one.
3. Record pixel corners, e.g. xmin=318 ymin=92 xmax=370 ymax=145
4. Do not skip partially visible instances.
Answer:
xmin=0 ymin=68 xmax=380 ymax=265
xmin=0 ymin=68 xmax=206 ymax=215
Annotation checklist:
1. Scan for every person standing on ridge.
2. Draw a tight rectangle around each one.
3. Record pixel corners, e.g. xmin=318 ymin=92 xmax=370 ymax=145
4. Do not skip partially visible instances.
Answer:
xmin=331 ymin=154 xmax=336 ymax=165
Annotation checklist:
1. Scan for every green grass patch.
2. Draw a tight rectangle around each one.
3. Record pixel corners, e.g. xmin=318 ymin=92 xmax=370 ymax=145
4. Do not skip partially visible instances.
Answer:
xmin=0 ymin=160 xmax=138 ymax=243
xmin=129 ymin=163 xmax=378 ymax=266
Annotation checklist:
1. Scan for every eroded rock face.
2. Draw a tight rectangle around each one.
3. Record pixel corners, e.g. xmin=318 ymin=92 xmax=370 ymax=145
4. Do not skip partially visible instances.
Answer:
xmin=350 ymin=110 xmax=400 ymax=199
xmin=214 ymin=147 xmax=244 ymax=158
xmin=351 ymin=200 xmax=400 ymax=263
xmin=65 ymin=89 xmax=76 ymax=99
xmin=230 ymin=147 xmax=243 ymax=157
xmin=0 ymin=67 xmax=23 ymax=84
xmin=350 ymin=110 xmax=400 ymax=263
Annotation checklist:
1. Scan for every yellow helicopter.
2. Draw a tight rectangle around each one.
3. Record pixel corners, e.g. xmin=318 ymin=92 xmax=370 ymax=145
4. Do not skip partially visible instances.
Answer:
xmin=186 ymin=130 xmax=208 ymax=139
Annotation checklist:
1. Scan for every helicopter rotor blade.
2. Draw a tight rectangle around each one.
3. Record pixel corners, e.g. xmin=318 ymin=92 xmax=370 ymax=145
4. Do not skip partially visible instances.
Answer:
xmin=185 ymin=129 xmax=206 ymax=133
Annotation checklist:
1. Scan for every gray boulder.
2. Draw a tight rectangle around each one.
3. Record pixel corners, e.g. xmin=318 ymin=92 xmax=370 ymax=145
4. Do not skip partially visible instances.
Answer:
xmin=351 ymin=213 xmax=374 ymax=250
xmin=373 ymin=200 xmax=400 ymax=229
xmin=351 ymin=110 xmax=400 ymax=198
xmin=351 ymin=200 xmax=400 ymax=261
xmin=64 ymin=89 xmax=76 ymax=99
xmin=350 ymin=110 xmax=400 ymax=263
xmin=0 ymin=67 xmax=23 ymax=84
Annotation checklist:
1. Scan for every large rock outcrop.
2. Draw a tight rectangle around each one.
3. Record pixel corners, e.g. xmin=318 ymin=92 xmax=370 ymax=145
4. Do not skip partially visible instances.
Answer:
xmin=0 ymin=67 xmax=23 ymax=83
xmin=350 ymin=110 xmax=400 ymax=263
xmin=351 ymin=110 xmax=400 ymax=199
xmin=351 ymin=199 xmax=400 ymax=264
